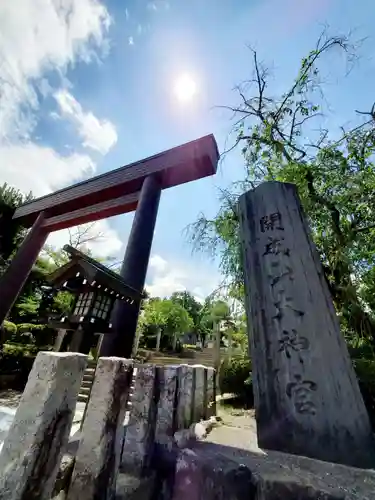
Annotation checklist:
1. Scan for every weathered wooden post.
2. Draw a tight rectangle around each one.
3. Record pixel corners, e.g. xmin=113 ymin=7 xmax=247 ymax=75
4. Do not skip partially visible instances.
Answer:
xmin=238 ymin=181 xmax=375 ymax=467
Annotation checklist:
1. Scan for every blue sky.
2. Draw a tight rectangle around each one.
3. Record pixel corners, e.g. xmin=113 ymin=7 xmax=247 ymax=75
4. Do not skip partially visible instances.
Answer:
xmin=0 ymin=0 xmax=374 ymax=299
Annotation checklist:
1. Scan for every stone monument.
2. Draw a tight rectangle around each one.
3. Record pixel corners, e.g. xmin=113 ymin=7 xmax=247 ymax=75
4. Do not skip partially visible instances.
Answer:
xmin=238 ymin=181 xmax=375 ymax=467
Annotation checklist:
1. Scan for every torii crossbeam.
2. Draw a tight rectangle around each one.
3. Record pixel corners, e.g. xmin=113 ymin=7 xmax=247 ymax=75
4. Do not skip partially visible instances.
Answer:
xmin=0 ymin=134 xmax=219 ymax=357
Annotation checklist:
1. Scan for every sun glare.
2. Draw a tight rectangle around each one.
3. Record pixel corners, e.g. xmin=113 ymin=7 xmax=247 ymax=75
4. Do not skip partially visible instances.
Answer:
xmin=174 ymin=74 xmax=197 ymax=103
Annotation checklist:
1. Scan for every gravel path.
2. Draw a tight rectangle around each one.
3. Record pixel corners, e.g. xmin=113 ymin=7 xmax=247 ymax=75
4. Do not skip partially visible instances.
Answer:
xmin=0 ymin=390 xmax=22 ymax=409
xmin=207 ymin=406 xmax=260 ymax=453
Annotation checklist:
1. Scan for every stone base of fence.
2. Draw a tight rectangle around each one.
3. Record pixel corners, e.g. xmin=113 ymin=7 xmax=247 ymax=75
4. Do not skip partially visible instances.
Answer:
xmin=172 ymin=443 xmax=375 ymax=500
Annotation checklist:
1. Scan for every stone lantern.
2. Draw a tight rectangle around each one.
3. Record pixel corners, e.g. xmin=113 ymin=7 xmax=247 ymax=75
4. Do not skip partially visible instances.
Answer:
xmin=47 ymin=245 xmax=143 ymax=354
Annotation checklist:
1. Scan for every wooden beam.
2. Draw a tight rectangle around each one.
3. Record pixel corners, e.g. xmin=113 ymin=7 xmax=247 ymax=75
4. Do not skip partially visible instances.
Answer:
xmin=14 ymin=134 xmax=218 ymax=227
xmin=42 ymin=192 xmax=139 ymax=231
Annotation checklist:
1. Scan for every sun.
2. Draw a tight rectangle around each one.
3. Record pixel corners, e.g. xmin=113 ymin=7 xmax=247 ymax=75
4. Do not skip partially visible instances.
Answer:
xmin=174 ymin=74 xmax=197 ymax=103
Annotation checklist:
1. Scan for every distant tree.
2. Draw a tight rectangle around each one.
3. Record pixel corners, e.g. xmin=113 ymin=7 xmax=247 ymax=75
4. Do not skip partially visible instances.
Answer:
xmin=189 ymin=32 xmax=375 ymax=344
xmin=0 ymin=182 xmax=33 ymax=264
xmin=170 ymin=291 xmax=202 ymax=337
xmin=140 ymin=298 xmax=193 ymax=350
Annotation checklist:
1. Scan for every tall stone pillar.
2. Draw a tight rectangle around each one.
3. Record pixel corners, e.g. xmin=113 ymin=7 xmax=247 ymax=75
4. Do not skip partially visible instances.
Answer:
xmin=238 ymin=181 xmax=375 ymax=468
xmin=67 ymin=357 xmax=133 ymax=500
xmin=0 ymin=212 xmax=48 ymax=325
xmin=100 ymin=174 xmax=162 ymax=357
xmin=121 ymin=364 xmax=157 ymax=475
xmin=54 ymin=329 xmax=67 ymax=351
xmin=176 ymin=365 xmax=194 ymax=430
xmin=155 ymin=365 xmax=178 ymax=446
xmin=192 ymin=365 xmax=206 ymax=423
xmin=0 ymin=352 xmax=87 ymax=500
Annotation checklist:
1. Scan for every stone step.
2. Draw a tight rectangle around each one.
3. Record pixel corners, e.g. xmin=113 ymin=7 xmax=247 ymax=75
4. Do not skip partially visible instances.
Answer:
xmin=77 ymin=393 xmax=89 ymax=403
xmin=81 ymin=380 xmax=93 ymax=389
xmin=79 ymin=386 xmax=91 ymax=396
xmin=148 ymin=357 xmax=215 ymax=367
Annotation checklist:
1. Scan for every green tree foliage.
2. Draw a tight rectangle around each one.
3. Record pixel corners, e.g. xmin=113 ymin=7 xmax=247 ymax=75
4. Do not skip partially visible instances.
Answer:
xmin=0 ymin=183 xmax=33 ymax=263
xmin=9 ymin=247 xmax=72 ymax=325
xmin=139 ymin=297 xmax=194 ymax=349
xmin=143 ymin=298 xmax=193 ymax=336
xmin=170 ymin=291 xmax=201 ymax=329
xmin=219 ymin=354 xmax=252 ymax=403
xmin=209 ymin=300 xmax=231 ymax=325
xmin=170 ymin=291 xmax=213 ymax=342
xmin=190 ymin=33 xmax=375 ymax=345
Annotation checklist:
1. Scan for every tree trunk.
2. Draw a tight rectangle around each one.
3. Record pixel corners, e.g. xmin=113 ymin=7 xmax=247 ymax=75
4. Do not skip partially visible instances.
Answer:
xmin=156 ymin=327 xmax=161 ymax=352
xmin=227 ymin=330 xmax=233 ymax=362
xmin=172 ymin=332 xmax=178 ymax=351
xmin=214 ymin=322 xmax=221 ymax=372
xmin=132 ymin=328 xmax=142 ymax=357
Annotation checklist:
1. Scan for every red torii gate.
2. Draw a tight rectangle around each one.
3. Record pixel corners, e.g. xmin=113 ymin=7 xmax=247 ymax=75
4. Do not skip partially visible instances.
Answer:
xmin=0 ymin=134 xmax=219 ymax=357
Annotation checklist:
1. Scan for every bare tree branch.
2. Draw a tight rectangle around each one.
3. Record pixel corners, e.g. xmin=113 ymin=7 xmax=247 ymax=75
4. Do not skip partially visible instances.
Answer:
xmin=68 ymin=222 xmax=105 ymax=249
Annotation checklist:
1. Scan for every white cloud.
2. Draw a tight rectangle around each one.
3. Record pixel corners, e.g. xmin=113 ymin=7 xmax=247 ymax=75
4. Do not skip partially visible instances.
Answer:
xmin=147 ymin=1 xmax=169 ymax=12
xmin=0 ymin=142 xmax=95 ymax=196
xmin=0 ymin=0 xmax=111 ymax=141
xmin=54 ymin=89 xmax=117 ymax=154
xmin=0 ymin=1 xmax=122 ymax=256
xmin=149 ymin=255 xmax=168 ymax=274
xmin=0 ymin=0 xmax=112 ymax=194
xmin=47 ymin=220 xmax=123 ymax=258
xmin=128 ymin=36 xmax=134 ymax=46
xmin=146 ymin=254 xmax=221 ymax=300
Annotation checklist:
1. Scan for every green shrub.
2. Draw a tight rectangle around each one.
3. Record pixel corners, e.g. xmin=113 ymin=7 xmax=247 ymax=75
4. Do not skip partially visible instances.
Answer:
xmin=0 ymin=345 xmax=36 ymax=390
xmin=347 ymin=337 xmax=375 ymax=360
xmin=135 ymin=348 xmax=152 ymax=363
xmin=219 ymin=355 xmax=253 ymax=405
xmin=17 ymin=323 xmax=45 ymax=333
xmin=179 ymin=348 xmax=196 ymax=359
xmin=14 ymin=323 xmax=56 ymax=347
xmin=3 ymin=342 xmax=52 ymax=356
xmin=3 ymin=320 xmax=17 ymax=335
xmin=353 ymin=358 xmax=375 ymax=430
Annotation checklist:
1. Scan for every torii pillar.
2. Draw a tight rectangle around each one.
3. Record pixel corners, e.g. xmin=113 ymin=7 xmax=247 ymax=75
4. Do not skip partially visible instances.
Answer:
xmin=100 ymin=174 xmax=161 ymax=358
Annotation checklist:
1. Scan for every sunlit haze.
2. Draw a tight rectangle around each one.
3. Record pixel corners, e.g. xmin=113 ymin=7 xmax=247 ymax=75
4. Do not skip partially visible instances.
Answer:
xmin=174 ymin=74 xmax=197 ymax=103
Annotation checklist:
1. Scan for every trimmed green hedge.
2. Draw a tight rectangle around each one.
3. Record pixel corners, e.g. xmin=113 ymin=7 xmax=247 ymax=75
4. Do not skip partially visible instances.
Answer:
xmin=218 ymin=354 xmax=375 ymax=428
xmin=3 ymin=320 xmax=17 ymax=335
xmin=1 ymin=322 xmax=56 ymax=347
xmin=353 ymin=358 xmax=375 ymax=429
xmin=0 ymin=343 xmax=53 ymax=390
xmin=219 ymin=355 xmax=253 ymax=405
